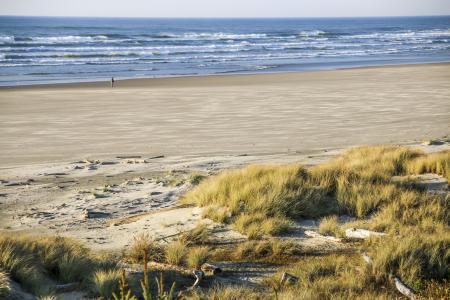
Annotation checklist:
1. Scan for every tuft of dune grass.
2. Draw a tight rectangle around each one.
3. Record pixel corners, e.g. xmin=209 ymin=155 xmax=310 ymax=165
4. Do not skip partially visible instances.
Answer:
xmin=165 ymin=240 xmax=187 ymax=266
xmin=186 ymin=247 xmax=209 ymax=269
xmin=0 ymin=270 xmax=11 ymax=299
xmin=367 ymin=230 xmax=450 ymax=291
xmin=127 ymin=233 xmax=165 ymax=263
xmin=0 ymin=239 xmax=49 ymax=293
xmin=0 ymin=234 xmax=117 ymax=295
xmin=318 ymin=215 xmax=343 ymax=237
xmin=406 ymin=150 xmax=450 ymax=182
xmin=92 ymin=269 xmax=121 ymax=299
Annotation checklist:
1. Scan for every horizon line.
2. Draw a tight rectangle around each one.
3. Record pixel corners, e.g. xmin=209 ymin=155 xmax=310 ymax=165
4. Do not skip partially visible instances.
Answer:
xmin=1 ymin=14 xmax=450 ymax=19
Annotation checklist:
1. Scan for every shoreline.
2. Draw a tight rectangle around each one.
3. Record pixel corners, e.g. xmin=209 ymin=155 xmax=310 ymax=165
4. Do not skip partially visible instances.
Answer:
xmin=1 ymin=61 xmax=449 ymax=89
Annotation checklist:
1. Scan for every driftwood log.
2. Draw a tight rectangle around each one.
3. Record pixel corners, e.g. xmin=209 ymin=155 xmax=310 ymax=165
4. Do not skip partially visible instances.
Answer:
xmin=345 ymin=228 xmax=386 ymax=239
xmin=304 ymin=230 xmax=341 ymax=242
xmin=360 ymin=253 xmax=416 ymax=300
xmin=280 ymin=272 xmax=299 ymax=285
xmin=201 ymin=263 xmax=222 ymax=275
xmin=393 ymin=277 xmax=417 ymax=300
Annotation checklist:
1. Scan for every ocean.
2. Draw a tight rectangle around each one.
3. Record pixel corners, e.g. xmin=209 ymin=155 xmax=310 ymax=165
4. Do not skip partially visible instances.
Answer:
xmin=0 ymin=16 xmax=449 ymax=86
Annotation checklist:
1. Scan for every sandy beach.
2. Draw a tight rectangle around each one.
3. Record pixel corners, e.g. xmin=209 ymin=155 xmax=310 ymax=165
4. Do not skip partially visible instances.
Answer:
xmin=0 ymin=63 xmax=449 ymax=299
xmin=0 ymin=63 xmax=449 ymax=167
xmin=1 ymin=62 xmax=449 ymax=249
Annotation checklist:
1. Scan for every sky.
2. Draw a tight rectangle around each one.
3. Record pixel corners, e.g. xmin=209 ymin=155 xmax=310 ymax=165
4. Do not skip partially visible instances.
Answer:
xmin=1 ymin=0 xmax=450 ymax=18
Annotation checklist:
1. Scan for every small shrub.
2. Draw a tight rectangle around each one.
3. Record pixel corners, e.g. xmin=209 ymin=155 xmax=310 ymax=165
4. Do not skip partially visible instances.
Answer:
xmin=186 ymin=247 xmax=209 ymax=269
xmin=165 ymin=241 xmax=187 ymax=266
xmin=92 ymin=269 xmax=121 ymax=299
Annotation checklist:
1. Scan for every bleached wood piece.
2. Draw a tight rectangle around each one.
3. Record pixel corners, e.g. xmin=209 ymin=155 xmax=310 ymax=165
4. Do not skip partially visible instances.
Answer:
xmin=304 ymin=230 xmax=341 ymax=242
xmin=188 ymin=270 xmax=204 ymax=290
xmin=393 ymin=277 xmax=417 ymax=300
xmin=345 ymin=228 xmax=386 ymax=239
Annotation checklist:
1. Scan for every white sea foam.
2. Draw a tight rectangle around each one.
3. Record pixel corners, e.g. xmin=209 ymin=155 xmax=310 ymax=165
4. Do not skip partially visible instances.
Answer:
xmin=298 ymin=30 xmax=326 ymax=37
xmin=0 ymin=36 xmax=14 ymax=43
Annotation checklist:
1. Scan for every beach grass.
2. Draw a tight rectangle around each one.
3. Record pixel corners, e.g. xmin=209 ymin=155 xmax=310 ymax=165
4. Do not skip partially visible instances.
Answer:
xmin=165 ymin=240 xmax=187 ymax=266
xmin=0 ymin=234 xmax=117 ymax=295
xmin=318 ymin=215 xmax=343 ymax=237
xmin=186 ymin=246 xmax=209 ymax=269
xmin=183 ymin=146 xmax=449 ymax=237
xmin=127 ymin=232 xmax=165 ymax=263
xmin=0 ymin=269 xmax=11 ymax=298
xmin=1 ymin=145 xmax=448 ymax=299
xmin=92 ymin=269 xmax=121 ymax=298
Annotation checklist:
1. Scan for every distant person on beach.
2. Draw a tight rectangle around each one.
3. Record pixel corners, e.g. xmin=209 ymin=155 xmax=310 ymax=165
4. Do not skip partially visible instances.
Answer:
xmin=111 ymin=77 xmax=115 ymax=88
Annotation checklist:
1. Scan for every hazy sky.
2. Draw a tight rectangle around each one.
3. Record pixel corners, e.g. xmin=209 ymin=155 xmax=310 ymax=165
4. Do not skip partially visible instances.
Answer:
xmin=1 ymin=0 xmax=450 ymax=18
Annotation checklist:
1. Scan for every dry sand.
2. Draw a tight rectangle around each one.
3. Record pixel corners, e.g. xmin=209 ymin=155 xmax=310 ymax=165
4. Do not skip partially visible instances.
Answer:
xmin=0 ymin=63 xmax=449 ymax=167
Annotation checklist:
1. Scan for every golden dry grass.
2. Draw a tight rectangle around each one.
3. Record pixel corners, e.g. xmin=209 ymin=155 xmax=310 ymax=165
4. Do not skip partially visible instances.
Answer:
xmin=92 ymin=269 xmax=121 ymax=299
xmin=186 ymin=247 xmax=209 ymax=269
xmin=127 ymin=233 xmax=165 ymax=263
xmin=183 ymin=145 xmax=449 ymax=297
xmin=185 ymin=146 xmax=449 ymax=235
xmin=318 ymin=215 xmax=343 ymax=237
xmin=165 ymin=240 xmax=187 ymax=266
xmin=274 ymin=254 xmax=398 ymax=300
xmin=0 ymin=234 xmax=116 ymax=295
xmin=0 ymin=269 xmax=11 ymax=299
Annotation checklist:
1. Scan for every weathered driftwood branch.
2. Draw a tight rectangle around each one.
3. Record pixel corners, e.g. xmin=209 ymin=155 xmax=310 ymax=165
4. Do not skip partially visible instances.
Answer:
xmin=360 ymin=253 xmax=416 ymax=300
xmin=393 ymin=277 xmax=416 ymax=300
xmin=345 ymin=228 xmax=386 ymax=239
xmin=304 ymin=230 xmax=341 ymax=242
xmin=188 ymin=270 xmax=204 ymax=290
xmin=280 ymin=272 xmax=299 ymax=285
xmin=201 ymin=263 xmax=222 ymax=275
